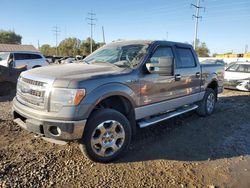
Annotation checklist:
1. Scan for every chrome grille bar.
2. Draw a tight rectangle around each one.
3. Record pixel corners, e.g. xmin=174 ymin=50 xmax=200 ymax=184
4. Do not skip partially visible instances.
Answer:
xmin=16 ymin=75 xmax=54 ymax=110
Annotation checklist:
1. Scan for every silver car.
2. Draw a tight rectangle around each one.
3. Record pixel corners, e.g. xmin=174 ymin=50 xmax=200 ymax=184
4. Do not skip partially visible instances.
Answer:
xmin=224 ymin=62 xmax=250 ymax=91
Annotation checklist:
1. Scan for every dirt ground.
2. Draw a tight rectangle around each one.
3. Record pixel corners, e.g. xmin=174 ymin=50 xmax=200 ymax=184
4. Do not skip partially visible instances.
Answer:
xmin=0 ymin=89 xmax=250 ymax=188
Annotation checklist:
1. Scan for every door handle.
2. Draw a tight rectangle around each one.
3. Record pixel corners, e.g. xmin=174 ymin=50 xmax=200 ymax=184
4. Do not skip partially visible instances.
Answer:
xmin=196 ymin=72 xmax=201 ymax=78
xmin=175 ymin=74 xmax=181 ymax=81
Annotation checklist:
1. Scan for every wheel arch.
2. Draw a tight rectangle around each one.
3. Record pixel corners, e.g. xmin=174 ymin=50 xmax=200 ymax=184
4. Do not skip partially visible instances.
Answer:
xmin=80 ymin=83 xmax=138 ymax=135
xmin=206 ymin=79 xmax=219 ymax=100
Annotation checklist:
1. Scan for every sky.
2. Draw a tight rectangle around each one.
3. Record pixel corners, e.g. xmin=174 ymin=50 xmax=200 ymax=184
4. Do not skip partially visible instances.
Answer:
xmin=0 ymin=0 xmax=250 ymax=54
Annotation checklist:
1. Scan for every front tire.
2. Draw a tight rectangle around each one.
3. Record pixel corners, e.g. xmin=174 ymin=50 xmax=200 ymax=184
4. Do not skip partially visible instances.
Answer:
xmin=79 ymin=109 xmax=132 ymax=163
xmin=196 ymin=88 xmax=216 ymax=117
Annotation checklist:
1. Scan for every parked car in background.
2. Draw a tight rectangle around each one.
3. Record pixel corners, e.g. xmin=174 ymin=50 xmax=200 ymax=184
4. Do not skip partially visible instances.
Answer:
xmin=201 ymin=59 xmax=225 ymax=66
xmin=225 ymin=61 xmax=237 ymax=69
xmin=45 ymin=56 xmax=55 ymax=64
xmin=61 ymin=57 xmax=76 ymax=64
xmin=0 ymin=51 xmax=48 ymax=69
xmin=52 ymin=56 xmax=64 ymax=64
xmin=224 ymin=62 xmax=250 ymax=91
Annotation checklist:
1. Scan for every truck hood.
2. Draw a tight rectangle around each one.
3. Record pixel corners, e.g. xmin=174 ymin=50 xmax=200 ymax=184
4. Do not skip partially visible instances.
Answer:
xmin=21 ymin=63 xmax=128 ymax=88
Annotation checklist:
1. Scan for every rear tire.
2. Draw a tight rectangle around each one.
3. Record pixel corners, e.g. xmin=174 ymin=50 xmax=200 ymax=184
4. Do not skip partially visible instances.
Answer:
xmin=79 ymin=109 xmax=132 ymax=163
xmin=196 ymin=88 xmax=216 ymax=117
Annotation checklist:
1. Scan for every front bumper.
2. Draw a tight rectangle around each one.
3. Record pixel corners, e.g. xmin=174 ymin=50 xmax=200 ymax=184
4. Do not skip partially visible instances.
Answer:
xmin=13 ymin=99 xmax=86 ymax=141
xmin=224 ymin=80 xmax=250 ymax=91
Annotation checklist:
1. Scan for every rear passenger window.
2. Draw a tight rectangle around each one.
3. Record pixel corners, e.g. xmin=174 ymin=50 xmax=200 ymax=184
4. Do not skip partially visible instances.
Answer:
xmin=30 ymin=54 xmax=42 ymax=59
xmin=14 ymin=53 xmax=30 ymax=60
xmin=176 ymin=48 xmax=196 ymax=68
xmin=149 ymin=47 xmax=173 ymax=64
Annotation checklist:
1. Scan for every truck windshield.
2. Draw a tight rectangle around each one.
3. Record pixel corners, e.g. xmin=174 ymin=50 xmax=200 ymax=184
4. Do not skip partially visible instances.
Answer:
xmin=83 ymin=44 xmax=148 ymax=68
xmin=0 ymin=52 xmax=10 ymax=61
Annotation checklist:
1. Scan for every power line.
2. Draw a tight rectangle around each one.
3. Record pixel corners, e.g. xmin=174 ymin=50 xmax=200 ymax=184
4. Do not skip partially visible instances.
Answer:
xmin=52 ymin=26 xmax=60 ymax=56
xmin=191 ymin=0 xmax=205 ymax=50
xmin=86 ymin=10 xmax=97 ymax=53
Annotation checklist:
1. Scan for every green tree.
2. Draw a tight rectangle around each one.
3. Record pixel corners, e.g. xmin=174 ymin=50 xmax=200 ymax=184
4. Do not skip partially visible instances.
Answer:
xmin=212 ymin=53 xmax=218 ymax=57
xmin=193 ymin=39 xmax=210 ymax=57
xmin=0 ymin=30 xmax=22 ymax=44
xmin=40 ymin=37 xmax=105 ymax=57
xmin=58 ymin=37 xmax=81 ymax=56
xmin=80 ymin=37 xmax=105 ymax=56
xmin=39 ymin=44 xmax=56 ymax=56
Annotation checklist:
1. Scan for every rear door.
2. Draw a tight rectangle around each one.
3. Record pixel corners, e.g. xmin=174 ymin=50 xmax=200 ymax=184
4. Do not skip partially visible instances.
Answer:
xmin=29 ymin=53 xmax=44 ymax=67
xmin=14 ymin=53 xmax=31 ymax=68
xmin=174 ymin=46 xmax=201 ymax=97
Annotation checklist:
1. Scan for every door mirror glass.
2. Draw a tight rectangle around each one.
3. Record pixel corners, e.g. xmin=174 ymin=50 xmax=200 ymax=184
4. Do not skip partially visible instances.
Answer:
xmin=146 ymin=57 xmax=174 ymax=76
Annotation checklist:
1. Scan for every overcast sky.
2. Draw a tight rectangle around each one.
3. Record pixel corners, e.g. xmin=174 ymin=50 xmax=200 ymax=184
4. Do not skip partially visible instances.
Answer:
xmin=1 ymin=0 xmax=250 ymax=54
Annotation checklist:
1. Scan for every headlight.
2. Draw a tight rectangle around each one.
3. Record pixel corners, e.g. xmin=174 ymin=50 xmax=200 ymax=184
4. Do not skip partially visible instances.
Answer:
xmin=50 ymin=88 xmax=86 ymax=112
xmin=236 ymin=80 xmax=250 ymax=91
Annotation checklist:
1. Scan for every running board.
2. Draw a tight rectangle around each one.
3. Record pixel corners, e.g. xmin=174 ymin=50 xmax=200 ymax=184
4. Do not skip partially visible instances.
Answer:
xmin=138 ymin=104 xmax=198 ymax=128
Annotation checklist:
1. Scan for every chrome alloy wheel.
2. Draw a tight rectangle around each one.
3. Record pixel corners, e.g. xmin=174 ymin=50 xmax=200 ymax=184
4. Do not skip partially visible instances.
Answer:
xmin=91 ymin=120 xmax=125 ymax=157
xmin=206 ymin=93 xmax=215 ymax=113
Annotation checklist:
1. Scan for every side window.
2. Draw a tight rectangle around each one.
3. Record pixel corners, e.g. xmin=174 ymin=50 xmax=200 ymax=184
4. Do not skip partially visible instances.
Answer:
xmin=14 ymin=53 xmax=30 ymax=60
xmin=30 ymin=54 xmax=42 ymax=59
xmin=176 ymin=48 xmax=196 ymax=68
xmin=149 ymin=46 xmax=173 ymax=64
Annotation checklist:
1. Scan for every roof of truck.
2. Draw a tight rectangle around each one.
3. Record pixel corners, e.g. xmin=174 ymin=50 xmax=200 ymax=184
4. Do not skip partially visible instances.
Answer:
xmin=109 ymin=40 xmax=192 ymax=48
xmin=110 ymin=40 xmax=153 ymax=45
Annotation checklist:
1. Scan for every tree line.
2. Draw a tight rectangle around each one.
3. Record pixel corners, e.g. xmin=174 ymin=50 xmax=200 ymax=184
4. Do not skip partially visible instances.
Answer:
xmin=40 ymin=37 xmax=105 ymax=57
xmin=0 ymin=30 xmax=211 ymax=57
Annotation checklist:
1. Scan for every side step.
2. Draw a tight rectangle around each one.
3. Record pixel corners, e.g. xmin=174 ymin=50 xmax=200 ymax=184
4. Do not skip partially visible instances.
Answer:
xmin=138 ymin=104 xmax=198 ymax=128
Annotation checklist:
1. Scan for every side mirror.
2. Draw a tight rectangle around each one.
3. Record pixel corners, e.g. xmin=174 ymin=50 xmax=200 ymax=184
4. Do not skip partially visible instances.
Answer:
xmin=146 ymin=57 xmax=174 ymax=76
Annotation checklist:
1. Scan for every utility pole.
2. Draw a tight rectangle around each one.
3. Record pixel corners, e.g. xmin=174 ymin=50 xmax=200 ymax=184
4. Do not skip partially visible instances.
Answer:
xmin=52 ymin=26 xmax=60 ymax=56
xmin=245 ymin=44 xmax=248 ymax=53
xmin=166 ymin=32 xmax=169 ymax=40
xmin=102 ymin=26 xmax=106 ymax=44
xmin=191 ymin=0 xmax=205 ymax=50
xmin=86 ymin=10 xmax=97 ymax=53
xmin=37 ymin=40 xmax=40 ymax=50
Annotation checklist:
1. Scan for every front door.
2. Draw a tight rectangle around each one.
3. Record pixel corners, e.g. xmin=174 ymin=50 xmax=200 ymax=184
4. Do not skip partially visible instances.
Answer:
xmin=139 ymin=45 xmax=182 ymax=106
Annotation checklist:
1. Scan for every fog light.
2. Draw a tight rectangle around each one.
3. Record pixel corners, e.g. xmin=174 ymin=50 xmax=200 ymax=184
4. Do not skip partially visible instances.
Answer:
xmin=49 ymin=126 xmax=61 ymax=136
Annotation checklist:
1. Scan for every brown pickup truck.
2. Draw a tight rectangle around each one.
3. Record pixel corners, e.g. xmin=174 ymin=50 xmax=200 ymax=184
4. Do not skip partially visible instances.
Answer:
xmin=13 ymin=40 xmax=224 ymax=162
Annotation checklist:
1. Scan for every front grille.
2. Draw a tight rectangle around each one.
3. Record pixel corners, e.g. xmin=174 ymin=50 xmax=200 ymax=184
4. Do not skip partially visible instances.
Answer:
xmin=30 ymin=89 xmax=44 ymax=97
xmin=17 ymin=76 xmax=48 ymax=109
xmin=21 ymin=77 xmax=45 ymax=86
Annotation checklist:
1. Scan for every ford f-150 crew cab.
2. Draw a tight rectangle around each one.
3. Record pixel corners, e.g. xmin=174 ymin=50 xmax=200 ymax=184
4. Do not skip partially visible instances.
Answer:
xmin=13 ymin=40 xmax=224 ymax=162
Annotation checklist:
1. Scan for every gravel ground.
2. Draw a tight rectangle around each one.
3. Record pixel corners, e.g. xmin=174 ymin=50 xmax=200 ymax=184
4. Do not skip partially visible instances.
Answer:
xmin=0 ymin=89 xmax=250 ymax=188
